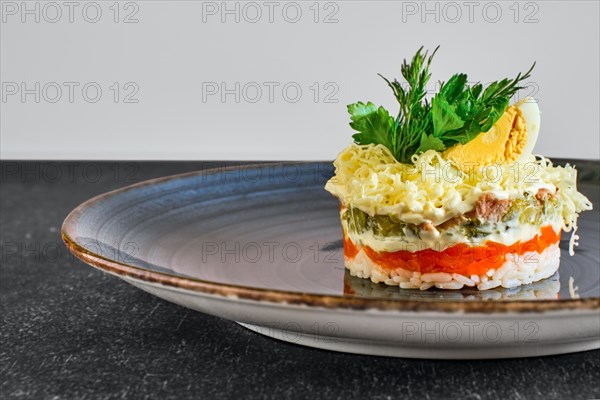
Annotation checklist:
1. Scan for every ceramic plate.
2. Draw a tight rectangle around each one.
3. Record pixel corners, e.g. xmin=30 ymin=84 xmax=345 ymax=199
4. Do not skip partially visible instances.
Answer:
xmin=62 ymin=162 xmax=600 ymax=359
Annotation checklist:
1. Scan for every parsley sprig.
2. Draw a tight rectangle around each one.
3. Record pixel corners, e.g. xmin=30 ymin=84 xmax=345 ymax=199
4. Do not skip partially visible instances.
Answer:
xmin=348 ymin=46 xmax=535 ymax=164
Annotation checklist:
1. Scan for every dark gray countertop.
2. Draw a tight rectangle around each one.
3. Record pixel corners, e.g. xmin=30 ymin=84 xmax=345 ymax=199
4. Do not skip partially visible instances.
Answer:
xmin=1 ymin=160 xmax=599 ymax=400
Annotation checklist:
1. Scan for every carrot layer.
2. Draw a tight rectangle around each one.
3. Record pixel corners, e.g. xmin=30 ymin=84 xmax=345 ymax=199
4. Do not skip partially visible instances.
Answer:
xmin=344 ymin=225 xmax=560 ymax=276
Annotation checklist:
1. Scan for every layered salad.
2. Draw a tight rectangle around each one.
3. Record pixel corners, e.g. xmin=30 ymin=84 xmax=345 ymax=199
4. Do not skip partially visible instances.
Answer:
xmin=325 ymin=47 xmax=592 ymax=291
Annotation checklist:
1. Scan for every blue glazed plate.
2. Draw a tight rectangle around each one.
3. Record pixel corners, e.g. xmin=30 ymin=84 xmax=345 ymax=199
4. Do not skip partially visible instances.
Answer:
xmin=63 ymin=162 xmax=600 ymax=359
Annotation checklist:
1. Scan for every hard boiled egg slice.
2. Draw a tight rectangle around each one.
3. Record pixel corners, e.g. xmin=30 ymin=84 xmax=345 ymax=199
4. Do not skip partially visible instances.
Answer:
xmin=444 ymin=97 xmax=541 ymax=169
xmin=516 ymin=97 xmax=541 ymax=161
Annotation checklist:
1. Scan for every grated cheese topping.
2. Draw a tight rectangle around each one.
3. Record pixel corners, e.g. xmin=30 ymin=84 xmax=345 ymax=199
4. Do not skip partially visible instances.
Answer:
xmin=568 ymin=276 xmax=580 ymax=299
xmin=325 ymin=143 xmax=593 ymax=237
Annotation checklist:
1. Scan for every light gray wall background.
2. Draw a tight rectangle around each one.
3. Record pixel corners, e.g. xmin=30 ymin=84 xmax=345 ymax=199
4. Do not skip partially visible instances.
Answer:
xmin=1 ymin=0 xmax=599 ymax=160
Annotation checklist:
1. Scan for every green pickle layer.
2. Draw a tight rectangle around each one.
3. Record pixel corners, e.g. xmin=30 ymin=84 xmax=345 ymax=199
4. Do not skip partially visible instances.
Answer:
xmin=343 ymin=194 xmax=560 ymax=239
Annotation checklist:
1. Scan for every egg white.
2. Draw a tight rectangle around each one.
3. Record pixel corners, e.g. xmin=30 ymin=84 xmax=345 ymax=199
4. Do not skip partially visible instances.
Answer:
xmin=516 ymin=97 xmax=541 ymax=161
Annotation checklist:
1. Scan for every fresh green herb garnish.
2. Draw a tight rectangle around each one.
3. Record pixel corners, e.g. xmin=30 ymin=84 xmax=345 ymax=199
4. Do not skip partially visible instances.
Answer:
xmin=348 ymin=46 xmax=535 ymax=164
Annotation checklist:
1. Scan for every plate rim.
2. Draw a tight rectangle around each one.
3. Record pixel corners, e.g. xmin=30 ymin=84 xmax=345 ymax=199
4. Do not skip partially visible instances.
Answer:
xmin=62 ymin=162 xmax=600 ymax=314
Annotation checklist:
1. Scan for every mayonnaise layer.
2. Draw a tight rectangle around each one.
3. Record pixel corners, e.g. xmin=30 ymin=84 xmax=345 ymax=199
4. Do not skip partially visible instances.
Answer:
xmin=343 ymin=213 xmax=563 ymax=253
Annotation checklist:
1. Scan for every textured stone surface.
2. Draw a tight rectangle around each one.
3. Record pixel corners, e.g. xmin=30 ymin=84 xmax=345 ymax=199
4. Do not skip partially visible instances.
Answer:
xmin=1 ymin=161 xmax=599 ymax=400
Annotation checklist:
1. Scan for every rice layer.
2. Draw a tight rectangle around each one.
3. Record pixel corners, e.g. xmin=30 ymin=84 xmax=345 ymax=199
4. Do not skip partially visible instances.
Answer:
xmin=345 ymin=243 xmax=561 ymax=291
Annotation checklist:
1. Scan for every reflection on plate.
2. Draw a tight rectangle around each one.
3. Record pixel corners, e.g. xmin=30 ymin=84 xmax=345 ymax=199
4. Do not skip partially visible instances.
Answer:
xmin=63 ymin=162 xmax=600 ymax=359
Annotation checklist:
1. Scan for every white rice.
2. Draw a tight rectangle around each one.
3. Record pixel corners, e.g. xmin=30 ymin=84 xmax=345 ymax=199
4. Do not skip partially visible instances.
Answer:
xmin=345 ymin=243 xmax=561 ymax=291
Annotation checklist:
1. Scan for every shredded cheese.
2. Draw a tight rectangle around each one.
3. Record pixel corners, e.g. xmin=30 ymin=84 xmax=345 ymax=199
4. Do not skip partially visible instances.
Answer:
xmin=325 ymin=143 xmax=593 ymax=248
xmin=568 ymin=276 xmax=580 ymax=299
xmin=568 ymin=225 xmax=580 ymax=256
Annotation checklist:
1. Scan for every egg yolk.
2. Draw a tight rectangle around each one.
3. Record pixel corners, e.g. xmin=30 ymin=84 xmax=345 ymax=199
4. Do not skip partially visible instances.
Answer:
xmin=443 ymin=105 xmax=528 ymax=170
